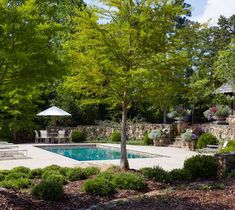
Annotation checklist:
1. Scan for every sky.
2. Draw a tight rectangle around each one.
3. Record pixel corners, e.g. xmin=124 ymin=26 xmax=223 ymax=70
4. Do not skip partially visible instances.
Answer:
xmin=84 ymin=0 xmax=235 ymax=24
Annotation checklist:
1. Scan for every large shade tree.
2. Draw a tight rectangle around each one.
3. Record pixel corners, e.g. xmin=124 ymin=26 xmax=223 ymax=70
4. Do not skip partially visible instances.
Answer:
xmin=64 ymin=0 xmax=190 ymax=169
xmin=0 ymin=0 xmax=85 ymax=140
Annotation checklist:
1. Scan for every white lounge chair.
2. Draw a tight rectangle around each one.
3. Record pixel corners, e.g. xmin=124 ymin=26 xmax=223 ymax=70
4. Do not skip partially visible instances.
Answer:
xmin=0 ymin=145 xmax=19 ymax=149
xmin=0 ymin=149 xmax=27 ymax=160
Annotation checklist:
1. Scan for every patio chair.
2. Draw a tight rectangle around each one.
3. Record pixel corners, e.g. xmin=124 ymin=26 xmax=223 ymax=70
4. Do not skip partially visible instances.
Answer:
xmin=66 ymin=130 xmax=73 ymax=143
xmin=39 ymin=130 xmax=50 ymax=143
xmin=56 ymin=130 xmax=66 ymax=144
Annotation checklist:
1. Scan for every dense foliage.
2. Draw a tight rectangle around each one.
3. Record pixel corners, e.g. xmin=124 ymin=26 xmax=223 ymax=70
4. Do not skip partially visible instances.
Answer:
xmin=140 ymin=166 xmax=172 ymax=183
xmin=71 ymin=130 xmax=86 ymax=143
xmin=184 ymin=155 xmax=217 ymax=179
xmin=31 ymin=180 xmax=64 ymax=201
xmin=196 ymin=133 xmax=218 ymax=149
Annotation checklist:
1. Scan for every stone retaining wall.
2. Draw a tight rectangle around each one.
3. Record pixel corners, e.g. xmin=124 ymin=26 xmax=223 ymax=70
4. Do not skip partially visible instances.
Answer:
xmin=76 ymin=123 xmax=171 ymax=141
xmin=215 ymin=152 xmax=235 ymax=177
xmin=75 ymin=122 xmax=235 ymax=141
xmin=193 ymin=124 xmax=235 ymax=140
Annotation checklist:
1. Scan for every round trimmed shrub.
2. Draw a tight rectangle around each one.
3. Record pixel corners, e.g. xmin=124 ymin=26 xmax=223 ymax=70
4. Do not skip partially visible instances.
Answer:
xmin=83 ymin=178 xmax=116 ymax=196
xmin=29 ymin=168 xmax=43 ymax=179
xmin=72 ymin=130 xmax=86 ymax=143
xmin=169 ymin=169 xmax=191 ymax=181
xmin=112 ymin=172 xmax=147 ymax=191
xmin=183 ymin=155 xmax=217 ymax=179
xmin=11 ymin=166 xmax=30 ymax=174
xmin=110 ymin=131 xmax=121 ymax=142
xmin=66 ymin=168 xmax=87 ymax=181
xmin=45 ymin=174 xmax=67 ymax=185
xmin=31 ymin=180 xmax=64 ymax=201
xmin=140 ymin=166 xmax=172 ymax=183
xmin=196 ymin=133 xmax=218 ymax=149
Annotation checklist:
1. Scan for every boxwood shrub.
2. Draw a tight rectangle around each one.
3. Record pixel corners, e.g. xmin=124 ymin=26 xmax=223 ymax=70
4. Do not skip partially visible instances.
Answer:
xmin=110 ymin=131 xmax=121 ymax=142
xmin=5 ymin=172 xmax=28 ymax=180
xmin=143 ymin=133 xmax=153 ymax=145
xmin=196 ymin=133 xmax=218 ymax=149
xmin=0 ymin=178 xmax=31 ymax=190
xmin=29 ymin=168 xmax=43 ymax=179
xmin=83 ymin=177 xmax=116 ymax=196
xmin=169 ymin=169 xmax=192 ymax=181
xmin=11 ymin=166 xmax=30 ymax=174
xmin=112 ymin=172 xmax=147 ymax=191
xmin=45 ymin=174 xmax=67 ymax=185
xmin=140 ymin=166 xmax=172 ymax=183
xmin=66 ymin=168 xmax=87 ymax=181
xmin=83 ymin=167 xmax=100 ymax=177
xmin=42 ymin=170 xmax=61 ymax=180
xmin=183 ymin=155 xmax=217 ymax=179
xmin=72 ymin=130 xmax=86 ymax=143
xmin=96 ymin=171 xmax=114 ymax=181
xmin=31 ymin=180 xmax=64 ymax=201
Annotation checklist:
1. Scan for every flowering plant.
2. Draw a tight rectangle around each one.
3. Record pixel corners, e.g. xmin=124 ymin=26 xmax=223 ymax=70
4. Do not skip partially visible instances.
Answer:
xmin=204 ymin=105 xmax=232 ymax=121
xmin=148 ymin=128 xmax=169 ymax=140
xmin=181 ymin=128 xmax=204 ymax=141
xmin=167 ymin=105 xmax=191 ymax=121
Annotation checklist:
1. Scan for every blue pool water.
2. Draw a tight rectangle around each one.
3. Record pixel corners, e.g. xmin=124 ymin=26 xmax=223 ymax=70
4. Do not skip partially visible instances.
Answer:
xmin=43 ymin=146 xmax=151 ymax=161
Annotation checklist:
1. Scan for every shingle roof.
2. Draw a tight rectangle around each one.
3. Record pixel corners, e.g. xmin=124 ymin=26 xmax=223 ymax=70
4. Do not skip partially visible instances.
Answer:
xmin=215 ymin=81 xmax=234 ymax=94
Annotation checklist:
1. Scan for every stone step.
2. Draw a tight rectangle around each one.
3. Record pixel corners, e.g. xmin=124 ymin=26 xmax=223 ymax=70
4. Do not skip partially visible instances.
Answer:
xmin=168 ymin=144 xmax=181 ymax=148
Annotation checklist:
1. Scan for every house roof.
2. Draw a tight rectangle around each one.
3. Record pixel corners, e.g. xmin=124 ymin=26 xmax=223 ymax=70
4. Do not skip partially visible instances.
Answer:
xmin=215 ymin=81 xmax=234 ymax=94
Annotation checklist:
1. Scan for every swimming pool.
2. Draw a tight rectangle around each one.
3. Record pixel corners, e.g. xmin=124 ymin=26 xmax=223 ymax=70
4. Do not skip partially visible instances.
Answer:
xmin=41 ymin=146 xmax=154 ymax=161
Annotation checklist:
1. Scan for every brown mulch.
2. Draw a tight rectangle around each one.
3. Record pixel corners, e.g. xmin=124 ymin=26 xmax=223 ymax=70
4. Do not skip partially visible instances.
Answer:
xmin=0 ymin=179 xmax=235 ymax=210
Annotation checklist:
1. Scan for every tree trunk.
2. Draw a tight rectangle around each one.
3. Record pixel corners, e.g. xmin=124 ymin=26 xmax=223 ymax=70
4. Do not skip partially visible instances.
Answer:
xmin=163 ymin=108 xmax=167 ymax=124
xmin=120 ymin=100 xmax=129 ymax=170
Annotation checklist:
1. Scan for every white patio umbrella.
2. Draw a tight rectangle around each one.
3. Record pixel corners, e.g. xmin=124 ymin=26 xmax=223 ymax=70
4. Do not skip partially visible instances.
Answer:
xmin=37 ymin=106 xmax=71 ymax=116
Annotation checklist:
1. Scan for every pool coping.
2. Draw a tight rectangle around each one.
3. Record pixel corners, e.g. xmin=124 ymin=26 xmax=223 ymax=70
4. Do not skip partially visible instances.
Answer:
xmin=0 ymin=143 xmax=198 ymax=170
xmin=35 ymin=143 xmax=166 ymax=159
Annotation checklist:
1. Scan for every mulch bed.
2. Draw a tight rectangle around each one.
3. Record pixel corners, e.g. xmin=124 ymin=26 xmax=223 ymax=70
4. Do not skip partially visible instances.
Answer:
xmin=0 ymin=179 xmax=235 ymax=210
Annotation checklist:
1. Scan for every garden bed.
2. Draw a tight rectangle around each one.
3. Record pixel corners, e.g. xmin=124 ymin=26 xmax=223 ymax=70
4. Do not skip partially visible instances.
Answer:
xmin=0 ymin=178 xmax=235 ymax=209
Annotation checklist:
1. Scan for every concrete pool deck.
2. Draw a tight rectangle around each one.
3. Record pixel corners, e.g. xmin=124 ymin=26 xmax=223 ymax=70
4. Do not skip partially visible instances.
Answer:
xmin=0 ymin=143 xmax=198 ymax=171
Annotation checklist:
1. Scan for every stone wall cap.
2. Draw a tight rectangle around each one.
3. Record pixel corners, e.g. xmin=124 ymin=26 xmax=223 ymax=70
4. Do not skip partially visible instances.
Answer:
xmin=215 ymin=152 xmax=235 ymax=157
